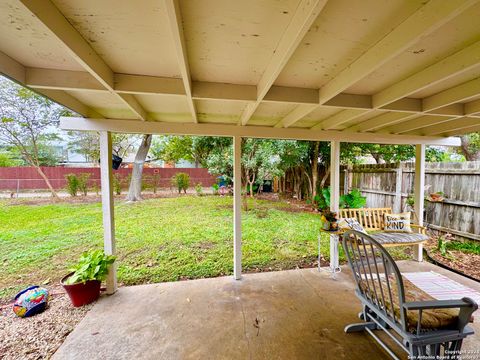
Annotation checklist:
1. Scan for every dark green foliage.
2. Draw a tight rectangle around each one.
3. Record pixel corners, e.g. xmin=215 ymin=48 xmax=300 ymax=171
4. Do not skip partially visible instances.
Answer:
xmin=64 ymin=250 xmax=115 ymax=285
xmin=172 ymin=172 xmax=190 ymax=193
xmin=340 ymin=188 xmax=367 ymax=209
xmin=315 ymin=187 xmax=366 ymax=210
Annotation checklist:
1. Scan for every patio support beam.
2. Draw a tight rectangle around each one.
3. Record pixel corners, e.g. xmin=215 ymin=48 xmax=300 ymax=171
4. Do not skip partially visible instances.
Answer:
xmin=99 ymin=131 xmax=117 ymax=294
xmin=233 ymin=135 xmax=242 ymax=280
xmin=330 ymin=141 xmax=340 ymax=212
xmin=413 ymin=144 xmax=425 ymax=262
xmin=240 ymin=0 xmax=327 ymax=125
xmin=59 ymin=117 xmax=461 ymax=146
xmin=164 ymin=0 xmax=197 ymax=123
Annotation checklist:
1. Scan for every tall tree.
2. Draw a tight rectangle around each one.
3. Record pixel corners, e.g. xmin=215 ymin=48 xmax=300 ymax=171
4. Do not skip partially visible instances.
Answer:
xmin=459 ymin=133 xmax=480 ymax=161
xmin=126 ymin=134 xmax=152 ymax=202
xmin=0 ymin=78 xmax=66 ymax=198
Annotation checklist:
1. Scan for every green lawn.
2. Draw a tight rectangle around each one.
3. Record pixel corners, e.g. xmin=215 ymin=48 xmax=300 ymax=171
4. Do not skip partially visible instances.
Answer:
xmin=0 ymin=196 xmax=332 ymax=300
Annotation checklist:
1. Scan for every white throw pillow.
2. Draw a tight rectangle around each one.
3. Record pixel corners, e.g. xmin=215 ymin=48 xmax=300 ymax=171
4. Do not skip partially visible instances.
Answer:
xmin=337 ymin=218 xmax=366 ymax=233
xmin=383 ymin=212 xmax=412 ymax=233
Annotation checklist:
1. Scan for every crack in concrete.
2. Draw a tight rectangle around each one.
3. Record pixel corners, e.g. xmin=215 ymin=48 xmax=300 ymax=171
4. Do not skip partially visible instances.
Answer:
xmin=239 ymin=297 xmax=253 ymax=360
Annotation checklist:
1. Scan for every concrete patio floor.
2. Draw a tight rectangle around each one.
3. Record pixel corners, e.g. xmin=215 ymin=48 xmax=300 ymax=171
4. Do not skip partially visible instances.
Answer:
xmin=53 ymin=261 xmax=480 ymax=360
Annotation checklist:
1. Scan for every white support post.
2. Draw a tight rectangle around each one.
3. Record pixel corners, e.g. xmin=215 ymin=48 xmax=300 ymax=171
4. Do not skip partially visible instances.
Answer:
xmin=233 ymin=135 xmax=242 ymax=280
xmin=330 ymin=141 xmax=341 ymax=212
xmin=99 ymin=131 xmax=117 ymax=293
xmin=413 ymin=144 xmax=425 ymax=262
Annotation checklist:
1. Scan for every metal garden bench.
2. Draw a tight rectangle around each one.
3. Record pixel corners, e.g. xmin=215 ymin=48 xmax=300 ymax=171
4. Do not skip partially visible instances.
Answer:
xmin=342 ymin=230 xmax=477 ymax=359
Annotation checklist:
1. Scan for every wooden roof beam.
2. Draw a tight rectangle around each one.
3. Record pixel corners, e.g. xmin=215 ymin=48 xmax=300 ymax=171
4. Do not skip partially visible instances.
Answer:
xmin=18 ymin=0 xmax=147 ymax=121
xmin=240 ymin=0 xmax=328 ymax=125
xmin=164 ymin=0 xmax=197 ymax=123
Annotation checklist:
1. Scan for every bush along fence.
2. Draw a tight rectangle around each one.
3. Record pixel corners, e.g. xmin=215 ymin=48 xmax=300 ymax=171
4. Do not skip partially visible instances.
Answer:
xmin=342 ymin=161 xmax=480 ymax=242
xmin=0 ymin=167 xmax=216 ymax=192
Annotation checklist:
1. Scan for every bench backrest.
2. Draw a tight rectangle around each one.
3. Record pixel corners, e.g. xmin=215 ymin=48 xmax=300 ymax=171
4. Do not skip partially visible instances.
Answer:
xmin=339 ymin=207 xmax=392 ymax=231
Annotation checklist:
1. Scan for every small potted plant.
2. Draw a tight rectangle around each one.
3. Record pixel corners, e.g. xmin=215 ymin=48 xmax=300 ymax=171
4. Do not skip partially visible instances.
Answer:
xmin=320 ymin=210 xmax=338 ymax=231
xmin=61 ymin=250 xmax=115 ymax=307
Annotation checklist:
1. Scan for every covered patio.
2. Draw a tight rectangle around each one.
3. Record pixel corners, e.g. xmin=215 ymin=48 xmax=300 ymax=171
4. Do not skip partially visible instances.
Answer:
xmin=53 ymin=262 xmax=480 ymax=360
xmin=1 ymin=0 xmax=480 ymax=358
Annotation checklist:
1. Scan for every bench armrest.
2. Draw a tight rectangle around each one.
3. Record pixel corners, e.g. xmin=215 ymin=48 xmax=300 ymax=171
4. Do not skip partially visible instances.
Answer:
xmin=403 ymin=297 xmax=478 ymax=311
xmin=410 ymin=224 xmax=427 ymax=234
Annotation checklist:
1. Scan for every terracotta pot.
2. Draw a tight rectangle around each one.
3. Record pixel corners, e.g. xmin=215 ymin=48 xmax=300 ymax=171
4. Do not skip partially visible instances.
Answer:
xmin=61 ymin=273 xmax=101 ymax=307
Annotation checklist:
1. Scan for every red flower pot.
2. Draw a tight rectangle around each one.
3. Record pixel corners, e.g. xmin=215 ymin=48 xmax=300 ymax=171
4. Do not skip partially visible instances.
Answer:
xmin=61 ymin=273 xmax=101 ymax=307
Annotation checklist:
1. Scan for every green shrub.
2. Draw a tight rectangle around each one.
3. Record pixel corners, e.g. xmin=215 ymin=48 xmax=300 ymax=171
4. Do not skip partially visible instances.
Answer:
xmin=77 ymin=173 xmax=91 ymax=196
xmin=212 ymin=183 xmax=219 ymax=195
xmin=195 ymin=183 xmax=203 ymax=196
xmin=113 ymin=174 xmax=122 ymax=195
xmin=65 ymin=173 xmax=79 ymax=197
xmin=91 ymin=181 xmax=100 ymax=196
xmin=171 ymin=172 xmax=190 ymax=194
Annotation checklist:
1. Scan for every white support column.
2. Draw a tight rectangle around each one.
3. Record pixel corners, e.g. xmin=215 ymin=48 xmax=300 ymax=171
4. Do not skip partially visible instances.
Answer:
xmin=413 ymin=144 xmax=425 ymax=262
xmin=99 ymin=131 xmax=117 ymax=293
xmin=233 ymin=135 xmax=242 ymax=280
xmin=330 ymin=141 xmax=341 ymax=212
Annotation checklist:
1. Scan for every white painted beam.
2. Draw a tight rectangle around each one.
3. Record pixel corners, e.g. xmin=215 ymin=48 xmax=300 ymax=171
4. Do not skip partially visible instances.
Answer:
xmin=312 ymin=109 xmax=369 ymax=130
xmin=413 ymin=144 xmax=425 ymax=262
xmin=240 ymin=0 xmax=327 ymax=125
xmin=59 ymin=117 xmax=461 ymax=146
xmin=373 ymin=40 xmax=480 ymax=108
xmin=26 ymin=67 xmax=105 ymax=92
xmin=164 ymin=0 xmax=197 ymax=123
xmin=0 ymin=50 xmax=100 ymax=117
xmin=0 ymin=51 xmax=26 ymax=83
xmin=18 ymin=0 xmax=148 ymax=120
xmin=115 ymin=74 xmax=185 ymax=96
xmin=346 ymin=112 xmax=419 ymax=133
xmin=465 ymin=99 xmax=480 ymax=116
xmin=275 ymin=104 xmax=317 ymax=128
xmin=233 ymin=135 xmax=242 ymax=280
xmin=319 ymin=0 xmax=478 ymax=105
xmin=99 ymin=131 xmax=117 ymax=293
xmin=36 ymin=89 xmax=102 ymax=118
xmin=423 ymin=77 xmax=480 ymax=112
xmin=412 ymin=117 xmax=480 ymax=136
xmin=330 ymin=141 xmax=340 ymax=212
xmin=378 ymin=116 xmax=455 ymax=135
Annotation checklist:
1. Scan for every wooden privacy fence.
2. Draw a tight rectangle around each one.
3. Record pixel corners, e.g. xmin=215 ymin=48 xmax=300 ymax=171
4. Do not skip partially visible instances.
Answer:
xmin=342 ymin=161 xmax=480 ymax=242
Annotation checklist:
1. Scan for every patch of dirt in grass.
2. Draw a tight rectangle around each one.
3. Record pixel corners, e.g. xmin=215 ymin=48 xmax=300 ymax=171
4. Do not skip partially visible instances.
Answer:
xmin=0 ymin=289 xmax=92 ymax=359
xmin=425 ymin=238 xmax=480 ymax=281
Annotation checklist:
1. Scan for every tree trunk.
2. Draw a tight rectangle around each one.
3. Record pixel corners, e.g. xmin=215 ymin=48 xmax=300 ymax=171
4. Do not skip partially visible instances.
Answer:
xmin=460 ymin=135 xmax=480 ymax=161
xmin=311 ymin=142 xmax=320 ymax=201
xmin=35 ymin=165 xmax=59 ymax=200
xmin=320 ymin=165 xmax=330 ymax=188
xmin=126 ymin=134 xmax=152 ymax=202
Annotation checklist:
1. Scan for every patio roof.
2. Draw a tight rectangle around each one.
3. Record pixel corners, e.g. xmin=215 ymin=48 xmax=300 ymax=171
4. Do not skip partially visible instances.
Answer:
xmin=0 ymin=0 xmax=480 ymax=144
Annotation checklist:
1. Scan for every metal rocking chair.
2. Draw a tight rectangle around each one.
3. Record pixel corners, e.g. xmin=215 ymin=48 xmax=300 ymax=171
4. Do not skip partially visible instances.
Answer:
xmin=342 ymin=230 xmax=477 ymax=359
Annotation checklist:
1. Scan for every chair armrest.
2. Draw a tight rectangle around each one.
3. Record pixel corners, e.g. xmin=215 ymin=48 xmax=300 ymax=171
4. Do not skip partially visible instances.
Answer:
xmin=403 ymin=297 xmax=478 ymax=311
xmin=410 ymin=224 xmax=427 ymax=234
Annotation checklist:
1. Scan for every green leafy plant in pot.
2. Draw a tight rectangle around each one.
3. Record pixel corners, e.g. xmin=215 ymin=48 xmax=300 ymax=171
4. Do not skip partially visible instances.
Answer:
xmin=61 ymin=250 xmax=115 ymax=307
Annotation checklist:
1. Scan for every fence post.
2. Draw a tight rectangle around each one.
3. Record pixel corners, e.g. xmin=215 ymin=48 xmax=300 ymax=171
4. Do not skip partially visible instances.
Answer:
xmin=393 ymin=164 xmax=403 ymax=213
xmin=343 ymin=165 xmax=351 ymax=195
